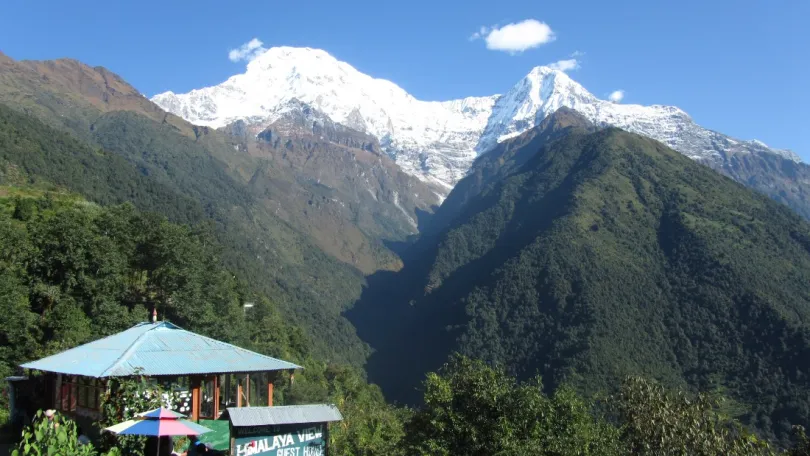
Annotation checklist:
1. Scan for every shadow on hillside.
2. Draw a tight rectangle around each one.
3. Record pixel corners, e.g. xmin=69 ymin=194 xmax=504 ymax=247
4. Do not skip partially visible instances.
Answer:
xmin=346 ymin=246 xmax=459 ymax=405
xmin=382 ymin=206 xmax=438 ymax=257
xmin=347 ymin=143 xmax=603 ymax=404
xmin=346 ymin=267 xmax=421 ymax=404
xmin=416 ymin=206 xmax=438 ymax=231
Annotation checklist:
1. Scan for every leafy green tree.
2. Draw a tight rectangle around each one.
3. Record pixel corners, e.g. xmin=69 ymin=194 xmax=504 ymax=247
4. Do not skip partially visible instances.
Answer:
xmin=786 ymin=426 xmax=810 ymax=456
xmin=404 ymin=355 xmax=622 ymax=456
xmin=615 ymin=376 xmax=775 ymax=456
xmin=11 ymin=197 xmax=35 ymax=221
xmin=12 ymin=410 xmax=96 ymax=456
xmin=326 ymin=365 xmax=407 ymax=456
xmin=0 ymin=273 xmax=39 ymax=377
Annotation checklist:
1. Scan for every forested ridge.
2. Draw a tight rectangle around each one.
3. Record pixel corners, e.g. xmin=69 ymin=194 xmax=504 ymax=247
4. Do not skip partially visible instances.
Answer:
xmin=351 ymin=113 xmax=810 ymax=446
xmin=0 ymin=102 xmax=368 ymax=366
xmin=0 ymin=103 xmax=204 ymax=222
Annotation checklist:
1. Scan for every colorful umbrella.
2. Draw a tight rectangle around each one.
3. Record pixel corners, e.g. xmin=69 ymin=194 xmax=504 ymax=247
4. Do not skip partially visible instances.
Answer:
xmin=104 ymin=407 xmax=211 ymax=455
xmin=104 ymin=407 xmax=211 ymax=436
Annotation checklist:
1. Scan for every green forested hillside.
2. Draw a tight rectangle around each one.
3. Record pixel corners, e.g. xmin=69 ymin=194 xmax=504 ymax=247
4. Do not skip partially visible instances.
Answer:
xmin=87 ymin=110 xmax=372 ymax=364
xmin=351 ymin=117 xmax=810 ymax=445
xmin=0 ymin=53 xmax=440 ymax=365
xmin=0 ymin=104 xmax=204 ymax=223
xmin=0 ymin=102 xmax=368 ymax=365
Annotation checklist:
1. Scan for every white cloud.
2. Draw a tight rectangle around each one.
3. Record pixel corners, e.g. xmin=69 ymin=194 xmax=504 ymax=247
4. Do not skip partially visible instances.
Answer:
xmin=228 ymin=38 xmax=266 ymax=62
xmin=608 ymin=90 xmax=625 ymax=103
xmin=548 ymin=58 xmax=580 ymax=72
xmin=570 ymin=50 xmax=585 ymax=58
xmin=469 ymin=26 xmax=491 ymax=41
xmin=471 ymin=19 xmax=556 ymax=54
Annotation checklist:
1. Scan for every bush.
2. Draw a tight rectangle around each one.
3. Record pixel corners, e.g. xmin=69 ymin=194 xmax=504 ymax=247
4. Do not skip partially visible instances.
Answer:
xmin=12 ymin=409 xmax=95 ymax=456
xmin=97 ymin=376 xmax=163 ymax=456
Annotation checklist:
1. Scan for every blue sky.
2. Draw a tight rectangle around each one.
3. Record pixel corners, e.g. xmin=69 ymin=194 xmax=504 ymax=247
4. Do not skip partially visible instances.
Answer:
xmin=1 ymin=0 xmax=807 ymax=156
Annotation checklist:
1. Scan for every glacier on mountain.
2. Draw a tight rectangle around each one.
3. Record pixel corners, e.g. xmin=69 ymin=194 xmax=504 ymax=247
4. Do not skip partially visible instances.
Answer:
xmin=151 ymin=46 xmax=801 ymax=194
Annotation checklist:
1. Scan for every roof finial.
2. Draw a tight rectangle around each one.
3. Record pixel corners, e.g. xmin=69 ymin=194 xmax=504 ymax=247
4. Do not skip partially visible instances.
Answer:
xmin=151 ymin=307 xmax=158 ymax=323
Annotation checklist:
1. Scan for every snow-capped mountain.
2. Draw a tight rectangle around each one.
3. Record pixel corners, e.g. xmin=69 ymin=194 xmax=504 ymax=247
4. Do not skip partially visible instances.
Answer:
xmin=152 ymin=46 xmax=801 ymax=194
xmin=152 ymin=47 xmax=495 ymax=191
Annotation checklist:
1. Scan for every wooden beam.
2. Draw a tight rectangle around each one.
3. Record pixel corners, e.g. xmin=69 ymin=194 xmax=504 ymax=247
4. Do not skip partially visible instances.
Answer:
xmin=245 ymin=374 xmax=250 ymax=406
xmin=212 ymin=375 xmax=220 ymax=418
xmin=267 ymin=379 xmax=274 ymax=407
xmin=237 ymin=379 xmax=242 ymax=408
xmin=54 ymin=374 xmax=62 ymax=411
xmin=190 ymin=377 xmax=201 ymax=421
xmin=325 ymin=423 xmax=330 ymax=456
xmin=225 ymin=375 xmax=231 ymax=409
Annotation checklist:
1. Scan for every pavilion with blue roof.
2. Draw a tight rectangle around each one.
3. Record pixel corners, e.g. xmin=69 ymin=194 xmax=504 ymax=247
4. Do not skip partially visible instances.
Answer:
xmin=16 ymin=320 xmax=302 ymax=426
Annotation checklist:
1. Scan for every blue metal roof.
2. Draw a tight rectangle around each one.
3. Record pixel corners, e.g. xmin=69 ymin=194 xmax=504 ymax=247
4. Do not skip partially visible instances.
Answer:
xmin=227 ymin=405 xmax=343 ymax=426
xmin=20 ymin=322 xmax=301 ymax=377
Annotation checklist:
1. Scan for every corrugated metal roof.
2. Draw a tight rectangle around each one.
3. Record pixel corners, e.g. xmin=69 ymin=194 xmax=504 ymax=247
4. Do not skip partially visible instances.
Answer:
xmin=227 ymin=405 xmax=342 ymax=426
xmin=20 ymin=322 xmax=301 ymax=377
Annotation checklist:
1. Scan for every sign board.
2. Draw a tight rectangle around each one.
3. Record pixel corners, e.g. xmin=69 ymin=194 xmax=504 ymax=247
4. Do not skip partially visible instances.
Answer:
xmin=233 ymin=423 xmax=327 ymax=456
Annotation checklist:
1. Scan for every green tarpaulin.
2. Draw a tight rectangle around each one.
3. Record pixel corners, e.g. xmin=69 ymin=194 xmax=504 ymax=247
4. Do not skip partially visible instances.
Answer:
xmin=178 ymin=419 xmax=229 ymax=451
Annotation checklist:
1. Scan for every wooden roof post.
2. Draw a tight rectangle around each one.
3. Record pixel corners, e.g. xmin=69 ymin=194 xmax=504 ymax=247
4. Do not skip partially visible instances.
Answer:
xmin=237 ymin=377 xmax=243 ymax=408
xmin=190 ymin=376 xmax=201 ymax=421
xmin=224 ymin=374 xmax=231 ymax=409
xmin=212 ymin=375 xmax=220 ymax=418
xmin=53 ymin=373 xmax=62 ymax=411
xmin=325 ymin=422 xmax=331 ymax=456
xmin=245 ymin=374 xmax=250 ymax=406
xmin=267 ymin=372 xmax=274 ymax=407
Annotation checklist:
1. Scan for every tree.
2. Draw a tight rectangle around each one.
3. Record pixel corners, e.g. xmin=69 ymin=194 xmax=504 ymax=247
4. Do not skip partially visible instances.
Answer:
xmin=326 ymin=365 xmax=407 ymax=456
xmin=615 ymin=376 xmax=775 ymax=456
xmin=786 ymin=426 xmax=810 ymax=456
xmin=403 ymin=355 xmax=622 ymax=456
xmin=12 ymin=198 xmax=35 ymax=222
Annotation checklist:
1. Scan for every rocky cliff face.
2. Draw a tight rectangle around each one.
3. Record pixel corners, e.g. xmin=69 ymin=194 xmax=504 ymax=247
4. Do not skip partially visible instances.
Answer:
xmin=220 ymin=100 xmax=441 ymax=272
xmin=255 ymin=99 xmax=381 ymax=154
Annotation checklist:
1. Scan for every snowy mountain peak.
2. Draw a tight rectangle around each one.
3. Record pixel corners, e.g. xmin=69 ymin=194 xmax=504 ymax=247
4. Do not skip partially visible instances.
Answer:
xmin=251 ymin=45 xmax=334 ymax=62
xmin=151 ymin=46 xmax=801 ymax=193
xmin=474 ymin=66 xmax=599 ymax=153
xmin=524 ymin=66 xmax=571 ymax=89
xmin=524 ymin=66 xmax=593 ymax=98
